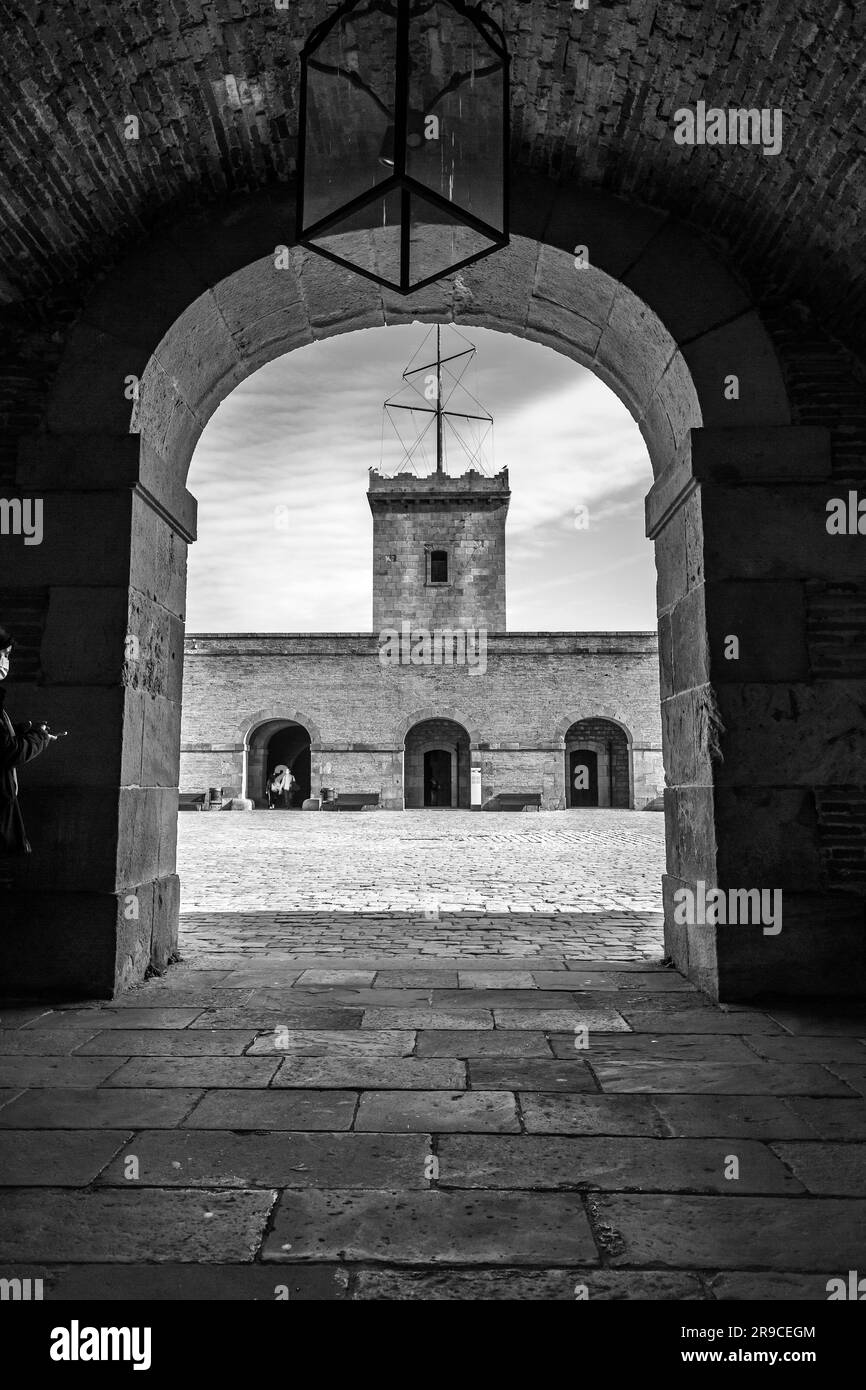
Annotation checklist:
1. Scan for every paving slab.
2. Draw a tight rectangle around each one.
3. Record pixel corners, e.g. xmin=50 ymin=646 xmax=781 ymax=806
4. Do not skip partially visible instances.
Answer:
xmin=96 ymin=1131 xmax=432 ymax=1189
xmin=190 ymin=1008 xmax=363 ymax=1030
xmin=362 ymin=1009 xmax=493 ymax=1030
xmin=0 ymin=1263 xmax=350 ymax=1300
xmin=0 ymin=1131 xmax=132 ymax=1186
xmin=0 ymin=1189 xmax=275 ymax=1262
xmin=354 ymin=1090 xmax=519 ymax=1133
xmin=707 ymin=1272 xmax=852 ymax=1301
xmin=415 ymin=1030 xmax=552 ymax=1058
xmin=263 ymin=1189 xmax=598 ymax=1264
xmin=272 ymin=1058 xmax=466 ymax=1089
xmin=770 ymin=1142 xmax=866 ymax=1196
xmin=743 ymin=1037 xmax=866 ymax=1063
xmin=262 ymin=989 xmax=435 ymax=1008
xmin=784 ymin=1098 xmax=866 ymax=1140
xmin=437 ymin=1135 xmax=802 ymax=1194
xmin=519 ymin=1094 xmax=668 ymax=1137
xmin=0 ymin=1030 xmax=101 ymax=1055
xmin=352 ymin=1268 xmax=704 ymax=1299
xmin=492 ymin=1009 xmax=629 ymax=1031
xmin=297 ymin=970 xmax=376 ymax=986
xmin=0 ymin=1088 xmax=203 ymax=1129
xmin=652 ymin=1095 xmax=818 ymax=1139
xmin=621 ymin=1010 xmax=785 ymax=1034
xmin=548 ymin=1033 xmax=757 ymax=1063
xmin=0 ymin=1057 xmax=126 ymax=1088
xmin=763 ymin=1009 xmax=866 ymax=1036
xmin=587 ymin=1194 xmax=866 ymax=1269
xmin=468 ymin=1060 xmax=597 ymax=1092
xmin=182 ymin=1089 xmax=357 ymax=1131
xmin=0 ymin=1008 xmax=54 ymax=1028
xmin=434 ymin=990 xmax=589 ymax=1009
xmin=74 ymin=1030 xmax=257 ymax=1056
xmin=372 ymin=971 xmax=459 ymax=988
xmin=592 ymin=1061 xmax=851 ymax=1095
xmin=826 ymin=1065 xmax=866 ymax=1097
xmin=103 ymin=1058 xmax=281 ymax=1088
xmin=25 ymin=1009 xmax=206 ymax=1030
xmin=540 ymin=972 xmax=697 ymax=993
xmin=246 ymin=1029 xmax=416 ymax=1057
xmin=457 ymin=972 xmax=537 ymax=989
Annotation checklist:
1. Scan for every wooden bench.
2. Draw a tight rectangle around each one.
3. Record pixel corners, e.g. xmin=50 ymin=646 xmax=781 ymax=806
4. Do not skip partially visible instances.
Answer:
xmin=327 ymin=792 xmax=381 ymax=811
xmin=481 ymin=792 xmax=543 ymax=811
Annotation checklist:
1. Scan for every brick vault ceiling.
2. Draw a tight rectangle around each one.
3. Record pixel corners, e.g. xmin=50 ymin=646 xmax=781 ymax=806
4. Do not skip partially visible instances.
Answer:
xmin=0 ymin=0 xmax=865 ymax=354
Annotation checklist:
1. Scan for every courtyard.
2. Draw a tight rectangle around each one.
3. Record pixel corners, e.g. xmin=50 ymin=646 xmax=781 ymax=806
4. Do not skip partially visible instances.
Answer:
xmin=0 ymin=810 xmax=864 ymax=1300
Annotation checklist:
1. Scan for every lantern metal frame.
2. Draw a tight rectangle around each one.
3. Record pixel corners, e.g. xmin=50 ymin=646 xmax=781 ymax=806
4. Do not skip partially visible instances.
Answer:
xmin=297 ymin=0 xmax=510 ymax=295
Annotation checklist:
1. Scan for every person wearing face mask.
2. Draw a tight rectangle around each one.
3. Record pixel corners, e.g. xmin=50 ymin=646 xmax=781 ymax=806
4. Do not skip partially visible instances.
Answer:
xmin=0 ymin=626 xmax=58 ymax=870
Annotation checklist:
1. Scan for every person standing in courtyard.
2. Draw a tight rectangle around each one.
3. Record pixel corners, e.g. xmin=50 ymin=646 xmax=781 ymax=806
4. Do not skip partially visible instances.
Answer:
xmin=267 ymin=766 xmax=286 ymax=809
xmin=0 ymin=626 xmax=59 ymax=876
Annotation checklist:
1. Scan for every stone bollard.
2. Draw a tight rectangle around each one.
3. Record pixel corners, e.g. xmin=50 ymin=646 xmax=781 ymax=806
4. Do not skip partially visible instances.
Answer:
xmin=229 ymin=798 xmax=254 ymax=811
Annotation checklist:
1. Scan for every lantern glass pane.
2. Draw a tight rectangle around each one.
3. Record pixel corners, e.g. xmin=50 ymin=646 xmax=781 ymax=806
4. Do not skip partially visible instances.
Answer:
xmin=407 ymin=1 xmax=505 ymax=235
xmin=307 ymin=188 xmax=404 ymax=289
xmin=302 ymin=2 xmax=397 ymax=232
xmin=408 ymin=190 xmax=496 ymax=286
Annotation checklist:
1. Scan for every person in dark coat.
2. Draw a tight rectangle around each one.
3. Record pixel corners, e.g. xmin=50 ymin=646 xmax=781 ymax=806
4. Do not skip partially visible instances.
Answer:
xmin=0 ymin=626 xmax=57 ymax=861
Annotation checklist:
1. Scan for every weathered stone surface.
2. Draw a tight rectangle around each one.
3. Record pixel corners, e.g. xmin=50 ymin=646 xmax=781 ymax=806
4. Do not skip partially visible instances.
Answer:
xmin=520 ymin=1094 xmax=667 ymax=1137
xmin=764 ymin=1009 xmax=866 ymax=1036
xmin=589 ymin=1195 xmax=866 ymax=1269
xmin=28 ymin=1008 xmax=204 ymax=1030
xmin=622 ymin=1010 xmax=785 ymax=1034
xmin=183 ymin=1090 xmax=357 ymax=1131
xmin=0 ymin=1088 xmax=202 ymax=1129
xmin=437 ymin=1135 xmax=800 ymax=1194
xmin=297 ymin=970 xmax=376 ymax=986
xmin=354 ymin=1090 xmax=519 ymax=1133
xmin=457 ymin=972 xmax=536 ymax=989
xmin=190 ymin=1008 xmax=362 ymax=1030
xmin=246 ymin=1030 xmax=415 ymax=1057
xmin=102 ymin=1057 xmax=281 ymax=1088
xmin=272 ymin=1058 xmax=465 ymax=1090
xmin=770 ymin=1143 xmax=866 ymax=1196
xmin=0 ymin=1190 xmax=274 ymax=1262
xmin=0 ymin=1057 xmax=123 ymax=1087
xmin=826 ymin=1066 xmax=866 ymax=1097
xmin=784 ymin=1098 xmax=866 ymax=1140
xmin=416 ymin=1030 xmax=552 ymax=1058
xmin=0 ymin=1262 xmax=350 ymax=1301
xmin=96 ymin=1131 xmax=431 ymax=1189
xmin=373 ymin=971 xmax=459 ymax=988
xmin=0 ymin=1131 xmax=132 ymax=1186
xmin=548 ymin=1034 xmax=757 ymax=1063
xmin=652 ymin=1096 xmax=817 ymax=1140
xmin=263 ymin=1190 xmax=597 ymax=1264
xmin=707 ymin=1272 xmax=848 ymax=1301
xmin=74 ymin=1029 xmax=257 ymax=1056
xmin=592 ymin=1061 xmax=851 ymax=1095
xmin=468 ymin=1060 xmax=597 ymax=1092
xmin=352 ymin=1268 xmax=704 ymax=1300
xmin=361 ymin=1009 xmax=493 ymax=1030
xmin=747 ymin=1037 xmax=866 ymax=1064
xmin=492 ymin=1009 xmax=629 ymax=1031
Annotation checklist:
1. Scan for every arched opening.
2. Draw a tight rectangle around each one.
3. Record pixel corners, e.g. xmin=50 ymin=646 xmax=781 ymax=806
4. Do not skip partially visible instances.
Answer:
xmin=564 ymin=719 xmax=631 ymax=809
xmin=8 ymin=181 xmax=857 ymax=1004
xmin=246 ymin=719 xmax=312 ymax=809
xmin=404 ymin=718 xmax=471 ymax=809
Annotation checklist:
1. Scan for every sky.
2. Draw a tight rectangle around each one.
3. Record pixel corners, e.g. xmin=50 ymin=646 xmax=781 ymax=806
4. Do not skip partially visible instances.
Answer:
xmin=185 ymin=324 xmax=657 ymax=632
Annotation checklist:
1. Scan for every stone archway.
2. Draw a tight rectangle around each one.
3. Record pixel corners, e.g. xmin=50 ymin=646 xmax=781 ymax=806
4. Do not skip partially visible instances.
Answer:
xmin=3 ymin=178 xmax=860 ymax=1002
xmin=404 ymin=718 xmax=472 ymax=809
xmin=246 ymin=718 xmax=312 ymax=808
xmin=564 ymin=718 xmax=632 ymax=810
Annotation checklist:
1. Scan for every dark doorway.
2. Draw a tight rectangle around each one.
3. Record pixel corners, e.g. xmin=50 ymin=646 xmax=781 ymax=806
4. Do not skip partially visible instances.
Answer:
xmin=424 ymin=749 xmax=452 ymax=807
xmin=267 ymin=727 xmax=312 ymax=808
xmin=569 ymin=749 xmax=598 ymax=807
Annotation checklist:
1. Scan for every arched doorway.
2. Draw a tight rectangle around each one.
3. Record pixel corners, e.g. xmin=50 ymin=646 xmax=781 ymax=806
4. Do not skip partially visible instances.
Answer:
xmin=246 ymin=719 xmax=312 ymax=808
xmin=404 ymin=719 xmax=471 ymax=809
xmin=8 ymin=185 xmax=857 ymax=1003
xmin=564 ymin=719 xmax=631 ymax=809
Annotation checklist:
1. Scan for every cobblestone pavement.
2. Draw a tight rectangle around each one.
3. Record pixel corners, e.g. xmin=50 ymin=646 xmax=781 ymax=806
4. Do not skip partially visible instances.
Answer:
xmin=1 ymin=961 xmax=864 ymax=1300
xmin=178 ymin=809 xmax=666 ymax=962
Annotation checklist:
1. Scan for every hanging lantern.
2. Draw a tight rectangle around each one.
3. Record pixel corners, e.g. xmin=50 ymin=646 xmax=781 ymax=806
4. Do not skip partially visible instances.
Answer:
xmin=297 ymin=0 xmax=509 ymax=294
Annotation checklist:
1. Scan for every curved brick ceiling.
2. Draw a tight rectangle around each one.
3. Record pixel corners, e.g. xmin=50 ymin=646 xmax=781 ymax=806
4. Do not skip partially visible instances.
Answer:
xmin=1 ymin=0 xmax=864 ymax=354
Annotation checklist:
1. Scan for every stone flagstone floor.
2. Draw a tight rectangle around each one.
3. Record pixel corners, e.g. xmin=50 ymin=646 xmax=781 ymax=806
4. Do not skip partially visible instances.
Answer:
xmin=0 ymin=813 xmax=863 ymax=1299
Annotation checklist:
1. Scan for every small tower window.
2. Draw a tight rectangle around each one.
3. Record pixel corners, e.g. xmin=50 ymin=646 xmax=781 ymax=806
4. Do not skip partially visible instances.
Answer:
xmin=429 ymin=549 xmax=449 ymax=584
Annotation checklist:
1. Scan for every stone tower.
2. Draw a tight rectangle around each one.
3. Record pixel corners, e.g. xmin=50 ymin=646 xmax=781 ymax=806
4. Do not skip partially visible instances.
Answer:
xmin=367 ymin=467 xmax=510 ymax=632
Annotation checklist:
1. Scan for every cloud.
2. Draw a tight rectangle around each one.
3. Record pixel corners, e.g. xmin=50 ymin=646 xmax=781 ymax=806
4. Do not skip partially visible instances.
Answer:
xmin=186 ymin=324 xmax=657 ymax=632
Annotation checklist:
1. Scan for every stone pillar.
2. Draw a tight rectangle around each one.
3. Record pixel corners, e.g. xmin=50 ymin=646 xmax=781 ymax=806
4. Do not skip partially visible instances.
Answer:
xmin=0 ymin=434 xmax=195 ymax=998
xmin=648 ymin=425 xmax=866 ymax=999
